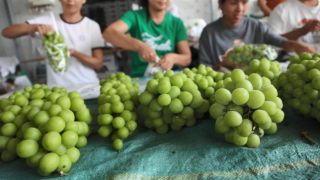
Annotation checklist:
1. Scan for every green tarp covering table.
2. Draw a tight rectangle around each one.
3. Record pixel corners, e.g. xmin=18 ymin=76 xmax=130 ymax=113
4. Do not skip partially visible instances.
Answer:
xmin=1 ymin=78 xmax=320 ymax=180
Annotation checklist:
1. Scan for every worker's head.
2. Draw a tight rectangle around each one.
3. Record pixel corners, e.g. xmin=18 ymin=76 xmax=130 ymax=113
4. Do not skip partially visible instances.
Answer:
xmin=59 ymin=0 xmax=86 ymax=14
xmin=140 ymin=0 xmax=170 ymax=11
xmin=219 ymin=0 xmax=248 ymax=26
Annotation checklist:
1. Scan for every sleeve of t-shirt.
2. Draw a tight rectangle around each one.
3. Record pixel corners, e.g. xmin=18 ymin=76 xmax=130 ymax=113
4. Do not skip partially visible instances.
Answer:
xmin=90 ymin=22 xmax=104 ymax=49
xmin=262 ymin=23 xmax=287 ymax=48
xmin=267 ymin=5 xmax=287 ymax=35
xmin=175 ymin=18 xmax=188 ymax=43
xmin=120 ymin=10 xmax=137 ymax=31
xmin=199 ymin=27 xmax=214 ymax=66
xmin=26 ymin=15 xmax=52 ymax=25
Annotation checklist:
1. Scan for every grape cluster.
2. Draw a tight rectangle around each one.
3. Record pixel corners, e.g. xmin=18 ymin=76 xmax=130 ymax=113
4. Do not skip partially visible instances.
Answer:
xmin=139 ymin=70 xmax=210 ymax=134
xmin=43 ymin=32 xmax=68 ymax=73
xmin=274 ymin=53 xmax=320 ymax=120
xmin=228 ymin=44 xmax=278 ymax=65
xmin=0 ymin=84 xmax=91 ymax=176
xmin=244 ymin=58 xmax=282 ymax=81
xmin=209 ymin=69 xmax=284 ymax=148
xmin=97 ymin=72 xmax=140 ymax=151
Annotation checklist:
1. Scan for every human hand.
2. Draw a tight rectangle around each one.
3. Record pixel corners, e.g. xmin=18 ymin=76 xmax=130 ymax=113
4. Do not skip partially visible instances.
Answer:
xmin=294 ymin=41 xmax=318 ymax=54
xmin=69 ymin=49 xmax=76 ymax=56
xmin=301 ymin=20 xmax=320 ymax=35
xmin=158 ymin=54 xmax=175 ymax=70
xmin=138 ymin=43 xmax=158 ymax=63
xmin=34 ymin=24 xmax=55 ymax=36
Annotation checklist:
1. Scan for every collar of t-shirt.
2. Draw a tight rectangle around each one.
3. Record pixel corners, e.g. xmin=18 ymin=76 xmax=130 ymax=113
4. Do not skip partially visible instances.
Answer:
xmin=297 ymin=0 xmax=320 ymax=13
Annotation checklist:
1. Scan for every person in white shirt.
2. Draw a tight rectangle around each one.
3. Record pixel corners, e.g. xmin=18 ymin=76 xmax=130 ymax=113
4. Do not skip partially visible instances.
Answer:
xmin=2 ymin=0 xmax=104 ymax=87
xmin=268 ymin=0 xmax=320 ymax=51
xmin=167 ymin=2 xmax=180 ymax=18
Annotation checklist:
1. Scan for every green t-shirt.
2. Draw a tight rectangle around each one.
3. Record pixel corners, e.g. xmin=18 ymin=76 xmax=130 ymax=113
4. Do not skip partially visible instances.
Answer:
xmin=120 ymin=9 xmax=188 ymax=78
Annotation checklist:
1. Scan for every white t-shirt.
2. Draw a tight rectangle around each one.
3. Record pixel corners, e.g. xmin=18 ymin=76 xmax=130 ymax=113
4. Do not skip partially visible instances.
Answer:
xmin=27 ymin=15 xmax=104 ymax=87
xmin=268 ymin=0 xmax=320 ymax=51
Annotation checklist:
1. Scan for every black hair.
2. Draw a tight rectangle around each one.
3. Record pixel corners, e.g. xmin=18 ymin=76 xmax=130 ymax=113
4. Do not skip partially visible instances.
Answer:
xmin=140 ymin=0 xmax=150 ymax=21
xmin=221 ymin=0 xmax=226 ymax=3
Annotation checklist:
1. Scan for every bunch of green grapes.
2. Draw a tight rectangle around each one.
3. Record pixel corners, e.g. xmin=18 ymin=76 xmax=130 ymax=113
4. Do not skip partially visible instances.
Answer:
xmin=97 ymin=72 xmax=140 ymax=151
xmin=139 ymin=70 xmax=210 ymax=134
xmin=273 ymin=53 xmax=320 ymax=120
xmin=43 ymin=32 xmax=68 ymax=73
xmin=0 ymin=84 xmax=92 ymax=177
xmin=209 ymin=69 xmax=284 ymax=148
xmin=244 ymin=58 xmax=282 ymax=81
xmin=228 ymin=44 xmax=278 ymax=65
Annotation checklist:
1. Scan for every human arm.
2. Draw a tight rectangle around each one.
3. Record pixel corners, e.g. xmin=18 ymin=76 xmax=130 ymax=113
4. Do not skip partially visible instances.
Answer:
xmin=103 ymin=20 xmax=157 ymax=63
xmin=257 ymin=0 xmax=272 ymax=16
xmin=158 ymin=41 xmax=191 ymax=70
xmin=69 ymin=49 xmax=103 ymax=70
xmin=281 ymin=20 xmax=320 ymax=40
xmin=282 ymin=40 xmax=317 ymax=54
xmin=2 ymin=22 xmax=54 ymax=38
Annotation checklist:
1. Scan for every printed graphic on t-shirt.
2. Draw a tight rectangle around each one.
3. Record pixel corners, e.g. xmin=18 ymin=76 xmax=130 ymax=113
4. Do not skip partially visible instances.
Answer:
xmin=142 ymin=32 xmax=172 ymax=51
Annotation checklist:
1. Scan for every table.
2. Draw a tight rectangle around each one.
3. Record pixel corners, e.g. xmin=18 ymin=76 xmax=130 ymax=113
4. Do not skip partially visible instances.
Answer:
xmin=1 ymin=79 xmax=320 ymax=180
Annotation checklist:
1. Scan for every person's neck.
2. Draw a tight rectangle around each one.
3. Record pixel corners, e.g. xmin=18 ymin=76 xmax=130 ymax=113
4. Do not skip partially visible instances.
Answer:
xmin=61 ymin=12 xmax=83 ymax=23
xmin=148 ymin=6 xmax=166 ymax=25
xmin=300 ymin=0 xmax=318 ymax=7
xmin=221 ymin=16 xmax=242 ymax=27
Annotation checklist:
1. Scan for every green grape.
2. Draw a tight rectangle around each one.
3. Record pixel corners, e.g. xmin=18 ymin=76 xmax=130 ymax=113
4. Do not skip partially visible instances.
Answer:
xmin=47 ymin=92 xmax=61 ymax=103
xmin=52 ymin=144 xmax=67 ymax=156
xmin=168 ymin=86 xmax=181 ymax=99
xmin=41 ymin=101 xmax=53 ymax=111
xmin=139 ymin=91 xmax=155 ymax=106
xmin=46 ymin=116 xmax=65 ymax=133
xmin=113 ymin=139 xmax=123 ymax=151
xmin=58 ymin=110 xmax=75 ymax=123
xmin=163 ymin=106 xmax=173 ymax=116
xmin=225 ymin=111 xmax=242 ymax=127
xmin=26 ymin=148 xmax=46 ymax=168
xmin=170 ymin=74 xmax=183 ymax=88
xmin=158 ymin=81 xmax=171 ymax=94
xmin=98 ymin=125 xmax=113 ymax=137
xmin=190 ymin=95 xmax=204 ymax=109
xmin=209 ymin=103 xmax=226 ymax=119
xmin=158 ymin=94 xmax=171 ymax=106
xmin=154 ymin=71 xmax=164 ymax=79
xmin=308 ymin=69 xmax=320 ymax=79
xmin=24 ymin=127 xmax=42 ymax=141
xmin=181 ymin=106 xmax=194 ymax=119
xmin=124 ymin=101 xmax=134 ymax=111
xmin=120 ymin=110 xmax=132 ymax=122
xmin=300 ymin=94 xmax=312 ymax=104
xmin=58 ymin=154 xmax=72 ymax=172
xmin=205 ymin=87 xmax=215 ymax=98
xmin=236 ymin=80 xmax=253 ymax=92
xmin=70 ymin=97 xmax=85 ymax=112
xmin=232 ymin=88 xmax=249 ymax=105
xmin=1 ymin=150 xmax=17 ymax=162
xmin=61 ymin=131 xmax=78 ymax=148
xmin=179 ymin=91 xmax=193 ymax=106
xmin=56 ymin=96 xmax=71 ymax=110
xmin=215 ymin=116 xmax=230 ymax=135
xmin=308 ymin=89 xmax=318 ymax=100
xmin=21 ymin=122 xmax=36 ymax=133
xmin=262 ymin=77 xmax=271 ymax=85
xmin=64 ymin=122 xmax=78 ymax=133
xmin=151 ymin=117 xmax=164 ymax=128
xmin=146 ymin=79 xmax=159 ymax=94
xmin=14 ymin=95 xmax=28 ymax=107
xmin=225 ymin=129 xmax=235 ymax=143
xmin=172 ymin=116 xmax=186 ymax=127
xmin=237 ymin=119 xmax=253 ymax=137
xmin=292 ymin=98 xmax=301 ymax=110
xmin=42 ymin=132 xmax=61 ymax=151
xmin=299 ymin=104 xmax=311 ymax=115
xmin=246 ymin=134 xmax=260 ymax=148
xmin=111 ymin=101 xmax=124 ymax=114
xmin=29 ymin=99 xmax=45 ymax=108
xmin=293 ymin=88 xmax=304 ymax=98
xmin=112 ymin=117 xmax=125 ymax=129
xmin=252 ymin=110 xmax=270 ymax=124
xmin=249 ymin=59 xmax=260 ymax=72
xmin=48 ymin=104 xmax=62 ymax=117
xmin=39 ymin=153 xmax=60 ymax=173
xmin=1 ymin=123 xmax=17 ymax=137
xmin=248 ymin=73 xmax=262 ymax=90
xmin=312 ymin=76 xmax=320 ymax=90
xmin=1 ymin=111 xmax=15 ymax=123
xmin=169 ymin=98 xmax=184 ymax=113
xmin=259 ymin=101 xmax=277 ymax=116
xmin=182 ymin=79 xmax=196 ymax=92
xmin=125 ymin=121 xmax=137 ymax=132
xmin=117 ymin=127 xmax=129 ymax=139
xmin=100 ymin=103 xmax=113 ymax=114
xmin=33 ymin=111 xmax=50 ymax=126
xmin=6 ymin=138 xmax=21 ymax=153
xmin=0 ymin=136 xmax=12 ymax=150
xmin=264 ymin=123 xmax=277 ymax=135
xmin=247 ymin=90 xmax=265 ymax=109
xmin=144 ymin=118 xmax=153 ymax=128
xmin=196 ymin=99 xmax=210 ymax=113
xmin=156 ymin=124 xmax=169 ymax=134
xmin=16 ymin=140 xmax=39 ymax=158
xmin=148 ymin=109 xmax=161 ymax=119
xmin=233 ymin=131 xmax=248 ymax=146
xmin=215 ymin=88 xmax=232 ymax=105
xmin=231 ymin=69 xmax=245 ymax=83
xmin=198 ymin=78 xmax=209 ymax=90
xmin=150 ymin=99 xmax=163 ymax=112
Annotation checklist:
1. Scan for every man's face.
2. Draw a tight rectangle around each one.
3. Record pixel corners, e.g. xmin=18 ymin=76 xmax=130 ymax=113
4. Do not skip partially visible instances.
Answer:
xmin=149 ymin=0 xmax=170 ymax=11
xmin=60 ymin=0 xmax=86 ymax=14
xmin=219 ymin=0 xmax=248 ymax=25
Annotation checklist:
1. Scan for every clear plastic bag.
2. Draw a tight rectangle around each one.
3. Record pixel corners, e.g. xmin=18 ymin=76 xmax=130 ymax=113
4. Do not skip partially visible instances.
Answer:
xmin=227 ymin=44 xmax=278 ymax=65
xmin=144 ymin=57 xmax=164 ymax=77
xmin=42 ymin=32 xmax=69 ymax=75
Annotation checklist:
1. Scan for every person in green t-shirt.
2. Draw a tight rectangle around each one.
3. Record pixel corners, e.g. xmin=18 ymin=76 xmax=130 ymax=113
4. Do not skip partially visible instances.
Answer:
xmin=103 ymin=0 xmax=191 ymax=77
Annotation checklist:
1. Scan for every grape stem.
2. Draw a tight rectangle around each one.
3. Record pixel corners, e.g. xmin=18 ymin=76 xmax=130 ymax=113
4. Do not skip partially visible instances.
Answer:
xmin=57 ymin=170 xmax=68 ymax=177
xmin=301 ymin=131 xmax=317 ymax=145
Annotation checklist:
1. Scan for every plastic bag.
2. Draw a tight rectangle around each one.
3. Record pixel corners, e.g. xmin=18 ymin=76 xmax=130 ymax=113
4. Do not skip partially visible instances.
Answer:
xmin=42 ymin=32 xmax=68 ymax=74
xmin=227 ymin=44 xmax=278 ymax=65
xmin=144 ymin=57 xmax=164 ymax=77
